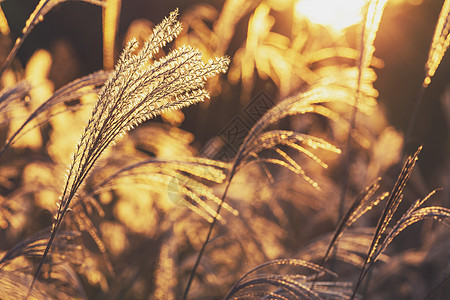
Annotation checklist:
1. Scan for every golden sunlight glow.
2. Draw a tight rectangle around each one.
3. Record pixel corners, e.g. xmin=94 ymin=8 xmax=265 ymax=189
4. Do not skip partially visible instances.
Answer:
xmin=295 ymin=0 xmax=367 ymax=32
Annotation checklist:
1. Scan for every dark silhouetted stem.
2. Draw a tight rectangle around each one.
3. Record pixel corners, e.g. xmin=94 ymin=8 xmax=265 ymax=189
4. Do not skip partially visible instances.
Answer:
xmin=182 ymin=171 xmax=234 ymax=300
xmin=404 ymin=84 xmax=426 ymax=155
xmin=25 ymin=214 xmax=64 ymax=300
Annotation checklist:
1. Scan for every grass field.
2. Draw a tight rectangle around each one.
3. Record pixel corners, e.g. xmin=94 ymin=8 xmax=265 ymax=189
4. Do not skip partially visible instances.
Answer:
xmin=0 ymin=0 xmax=449 ymax=299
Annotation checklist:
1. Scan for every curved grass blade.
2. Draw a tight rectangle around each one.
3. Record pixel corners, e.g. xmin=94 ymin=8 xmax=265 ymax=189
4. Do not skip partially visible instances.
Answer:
xmin=372 ymin=189 xmax=450 ymax=263
xmin=242 ymin=130 xmax=340 ymax=164
xmin=227 ymin=291 xmax=289 ymax=300
xmin=238 ymin=130 xmax=340 ymax=189
xmin=228 ymin=276 xmax=322 ymax=299
xmin=338 ymin=0 xmax=389 ymax=222
xmin=224 ymin=259 xmax=351 ymax=300
xmin=71 ymin=205 xmax=113 ymax=274
xmin=0 ymin=229 xmax=80 ymax=269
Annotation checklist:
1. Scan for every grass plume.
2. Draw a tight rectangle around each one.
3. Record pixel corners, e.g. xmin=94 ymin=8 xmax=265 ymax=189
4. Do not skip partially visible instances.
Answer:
xmin=423 ymin=0 xmax=450 ymax=87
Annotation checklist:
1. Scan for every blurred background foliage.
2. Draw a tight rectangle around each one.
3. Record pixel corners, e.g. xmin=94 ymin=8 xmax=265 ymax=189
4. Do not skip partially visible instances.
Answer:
xmin=2 ymin=0 xmax=448 ymax=187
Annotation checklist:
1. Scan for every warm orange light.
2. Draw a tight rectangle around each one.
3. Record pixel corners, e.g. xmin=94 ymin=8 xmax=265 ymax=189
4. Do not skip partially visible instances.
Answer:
xmin=295 ymin=0 xmax=367 ymax=33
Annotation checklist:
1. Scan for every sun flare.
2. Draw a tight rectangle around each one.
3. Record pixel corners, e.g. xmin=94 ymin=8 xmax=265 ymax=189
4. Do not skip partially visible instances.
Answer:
xmin=295 ymin=0 xmax=367 ymax=32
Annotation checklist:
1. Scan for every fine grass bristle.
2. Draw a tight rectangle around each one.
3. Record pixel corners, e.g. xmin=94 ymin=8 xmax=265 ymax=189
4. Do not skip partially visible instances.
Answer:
xmin=424 ymin=0 xmax=450 ymax=87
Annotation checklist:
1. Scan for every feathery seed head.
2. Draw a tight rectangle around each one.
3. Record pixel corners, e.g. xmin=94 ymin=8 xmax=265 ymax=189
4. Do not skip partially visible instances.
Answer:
xmin=27 ymin=9 xmax=228 ymax=296
xmin=424 ymin=0 xmax=450 ymax=87
xmin=55 ymin=8 xmax=229 ymax=229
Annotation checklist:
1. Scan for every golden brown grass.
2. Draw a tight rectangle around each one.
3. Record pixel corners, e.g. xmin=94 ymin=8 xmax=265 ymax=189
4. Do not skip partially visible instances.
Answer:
xmin=0 ymin=0 xmax=448 ymax=299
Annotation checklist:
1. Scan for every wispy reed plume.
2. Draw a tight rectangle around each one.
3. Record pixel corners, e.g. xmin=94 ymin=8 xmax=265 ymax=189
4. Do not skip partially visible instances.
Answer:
xmin=27 ymin=9 xmax=229 ymax=296
xmin=406 ymin=0 xmax=450 ymax=150
xmin=350 ymin=146 xmax=450 ymax=298
xmin=0 ymin=0 xmax=106 ymax=78
xmin=352 ymin=146 xmax=422 ymax=298
xmin=0 ymin=81 xmax=32 ymax=114
xmin=310 ymin=179 xmax=387 ymax=290
xmin=423 ymin=0 xmax=450 ymax=88
xmin=338 ymin=0 xmax=389 ymax=220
